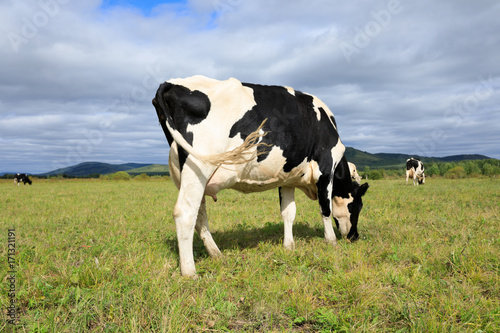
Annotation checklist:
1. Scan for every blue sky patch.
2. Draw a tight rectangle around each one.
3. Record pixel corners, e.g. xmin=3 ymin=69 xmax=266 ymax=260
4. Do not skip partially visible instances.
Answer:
xmin=100 ymin=0 xmax=186 ymax=16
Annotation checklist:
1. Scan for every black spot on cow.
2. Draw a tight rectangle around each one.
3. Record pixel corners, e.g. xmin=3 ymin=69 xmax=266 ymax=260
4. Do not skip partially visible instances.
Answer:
xmin=407 ymin=158 xmax=421 ymax=171
xmin=153 ymin=82 xmax=211 ymax=146
xmin=153 ymin=82 xmax=211 ymax=170
xmin=332 ymin=156 xmax=369 ymax=241
xmin=230 ymin=83 xmax=339 ymax=173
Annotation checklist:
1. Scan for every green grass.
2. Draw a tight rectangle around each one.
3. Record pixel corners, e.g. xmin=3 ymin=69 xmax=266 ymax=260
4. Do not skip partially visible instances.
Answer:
xmin=1 ymin=177 xmax=499 ymax=332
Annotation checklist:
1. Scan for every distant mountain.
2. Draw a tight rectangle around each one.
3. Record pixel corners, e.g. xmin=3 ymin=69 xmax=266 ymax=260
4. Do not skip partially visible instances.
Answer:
xmin=38 ymin=162 xmax=152 ymax=177
xmin=0 ymin=172 xmax=17 ymax=176
xmin=345 ymin=147 xmax=492 ymax=170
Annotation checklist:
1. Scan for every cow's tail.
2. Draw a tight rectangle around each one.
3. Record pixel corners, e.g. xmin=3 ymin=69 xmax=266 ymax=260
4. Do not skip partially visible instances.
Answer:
xmin=166 ymin=118 xmax=269 ymax=166
xmin=154 ymin=82 xmax=269 ymax=166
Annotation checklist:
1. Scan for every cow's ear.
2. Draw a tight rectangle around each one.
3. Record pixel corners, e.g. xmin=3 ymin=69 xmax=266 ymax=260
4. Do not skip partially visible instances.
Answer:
xmin=356 ymin=182 xmax=369 ymax=198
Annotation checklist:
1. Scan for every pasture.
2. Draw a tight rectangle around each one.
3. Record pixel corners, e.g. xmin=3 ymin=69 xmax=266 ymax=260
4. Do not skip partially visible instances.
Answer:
xmin=1 ymin=177 xmax=499 ymax=332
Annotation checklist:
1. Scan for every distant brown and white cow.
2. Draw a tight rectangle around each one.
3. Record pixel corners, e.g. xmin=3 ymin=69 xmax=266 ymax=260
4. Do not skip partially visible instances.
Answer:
xmin=153 ymin=75 xmax=369 ymax=277
xmin=14 ymin=173 xmax=32 ymax=186
xmin=406 ymin=158 xmax=425 ymax=185
xmin=348 ymin=162 xmax=362 ymax=183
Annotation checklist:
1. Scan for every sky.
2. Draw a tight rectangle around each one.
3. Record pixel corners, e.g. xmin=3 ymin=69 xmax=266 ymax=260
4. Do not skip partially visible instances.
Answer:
xmin=1 ymin=0 xmax=499 ymax=174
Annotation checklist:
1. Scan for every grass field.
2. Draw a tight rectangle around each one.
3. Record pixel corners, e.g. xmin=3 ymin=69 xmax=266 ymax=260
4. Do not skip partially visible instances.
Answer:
xmin=1 ymin=177 xmax=499 ymax=332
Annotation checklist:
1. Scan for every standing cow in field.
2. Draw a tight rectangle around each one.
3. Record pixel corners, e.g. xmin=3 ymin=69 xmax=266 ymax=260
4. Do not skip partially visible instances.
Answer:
xmin=348 ymin=162 xmax=362 ymax=183
xmin=153 ymin=75 xmax=369 ymax=277
xmin=406 ymin=158 xmax=425 ymax=185
xmin=14 ymin=173 xmax=32 ymax=186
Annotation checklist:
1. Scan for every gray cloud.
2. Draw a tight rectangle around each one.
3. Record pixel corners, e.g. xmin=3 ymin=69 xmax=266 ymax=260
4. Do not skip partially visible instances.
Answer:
xmin=1 ymin=0 xmax=499 ymax=174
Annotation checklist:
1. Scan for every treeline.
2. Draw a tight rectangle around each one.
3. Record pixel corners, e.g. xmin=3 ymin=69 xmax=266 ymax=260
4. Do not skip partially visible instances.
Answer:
xmin=99 ymin=172 xmax=169 ymax=180
xmin=3 ymin=160 xmax=498 ymax=181
xmin=361 ymin=159 xmax=500 ymax=180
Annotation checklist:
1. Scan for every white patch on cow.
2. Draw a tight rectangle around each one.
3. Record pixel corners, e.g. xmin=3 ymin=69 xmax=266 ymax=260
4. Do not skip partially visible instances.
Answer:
xmin=332 ymin=194 xmax=354 ymax=237
xmin=178 ymin=77 xmax=258 ymax=156
xmin=169 ymin=75 xmax=227 ymax=93
xmin=331 ymin=143 xmax=350 ymax=237
xmin=205 ymin=146 xmax=317 ymax=197
xmin=312 ymin=96 xmax=336 ymax=125
xmin=332 ymin=143 xmax=346 ymax=171
xmin=299 ymin=160 xmax=322 ymax=200
xmin=257 ymin=129 xmax=265 ymax=143
xmin=348 ymin=162 xmax=362 ymax=183
xmin=285 ymin=86 xmax=295 ymax=96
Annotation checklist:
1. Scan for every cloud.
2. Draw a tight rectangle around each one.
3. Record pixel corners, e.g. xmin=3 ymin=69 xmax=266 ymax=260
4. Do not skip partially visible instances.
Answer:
xmin=1 ymin=0 xmax=499 ymax=173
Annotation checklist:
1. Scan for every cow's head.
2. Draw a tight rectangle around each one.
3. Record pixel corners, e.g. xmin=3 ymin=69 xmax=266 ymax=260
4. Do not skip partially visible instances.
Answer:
xmin=332 ymin=181 xmax=369 ymax=241
xmin=418 ymin=173 xmax=425 ymax=185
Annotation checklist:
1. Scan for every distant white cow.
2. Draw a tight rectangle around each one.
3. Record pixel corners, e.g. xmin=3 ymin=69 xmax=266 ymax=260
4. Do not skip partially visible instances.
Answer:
xmin=406 ymin=158 xmax=425 ymax=186
xmin=348 ymin=162 xmax=362 ymax=183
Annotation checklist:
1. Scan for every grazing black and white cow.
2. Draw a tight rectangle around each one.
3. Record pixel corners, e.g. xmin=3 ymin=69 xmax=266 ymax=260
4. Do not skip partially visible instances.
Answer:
xmin=14 ymin=173 xmax=32 ymax=186
xmin=406 ymin=158 xmax=425 ymax=185
xmin=348 ymin=162 xmax=362 ymax=183
xmin=153 ymin=75 xmax=369 ymax=277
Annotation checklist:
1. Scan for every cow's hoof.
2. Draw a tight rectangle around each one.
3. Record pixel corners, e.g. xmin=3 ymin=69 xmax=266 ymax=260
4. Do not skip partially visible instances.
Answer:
xmin=325 ymin=239 xmax=338 ymax=246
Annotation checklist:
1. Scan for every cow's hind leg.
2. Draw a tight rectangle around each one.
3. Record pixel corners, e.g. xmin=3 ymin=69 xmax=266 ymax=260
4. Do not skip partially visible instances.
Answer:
xmin=279 ymin=186 xmax=296 ymax=250
xmin=195 ymin=201 xmax=221 ymax=258
xmin=173 ymin=161 xmax=216 ymax=277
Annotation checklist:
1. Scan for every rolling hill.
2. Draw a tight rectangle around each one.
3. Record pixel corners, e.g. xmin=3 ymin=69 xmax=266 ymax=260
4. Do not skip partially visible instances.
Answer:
xmin=345 ymin=148 xmax=491 ymax=170
xmin=38 ymin=162 xmax=152 ymax=177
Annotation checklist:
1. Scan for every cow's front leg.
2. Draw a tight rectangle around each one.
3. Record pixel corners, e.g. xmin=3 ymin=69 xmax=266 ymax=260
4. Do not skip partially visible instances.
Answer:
xmin=279 ymin=186 xmax=296 ymax=250
xmin=195 ymin=200 xmax=221 ymax=258
xmin=322 ymin=215 xmax=337 ymax=245
xmin=317 ymin=176 xmax=337 ymax=245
